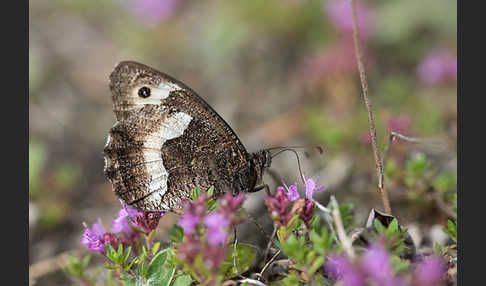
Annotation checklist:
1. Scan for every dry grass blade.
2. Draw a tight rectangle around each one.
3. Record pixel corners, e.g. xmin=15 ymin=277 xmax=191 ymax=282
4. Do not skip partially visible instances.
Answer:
xmin=351 ymin=0 xmax=391 ymax=214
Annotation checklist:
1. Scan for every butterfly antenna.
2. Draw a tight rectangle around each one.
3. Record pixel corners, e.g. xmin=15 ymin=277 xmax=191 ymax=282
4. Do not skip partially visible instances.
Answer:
xmin=270 ymin=148 xmax=307 ymax=184
xmin=266 ymin=145 xmax=324 ymax=154
xmin=268 ymin=144 xmax=323 ymax=185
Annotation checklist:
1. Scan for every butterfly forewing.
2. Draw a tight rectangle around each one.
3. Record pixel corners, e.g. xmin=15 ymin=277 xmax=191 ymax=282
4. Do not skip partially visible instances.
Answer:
xmin=104 ymin=61 xmax=253 ymax=212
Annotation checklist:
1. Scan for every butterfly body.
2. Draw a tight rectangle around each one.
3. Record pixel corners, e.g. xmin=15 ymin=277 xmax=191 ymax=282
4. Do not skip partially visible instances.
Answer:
xmin=104 ymin=61 xmax=270 ymax=212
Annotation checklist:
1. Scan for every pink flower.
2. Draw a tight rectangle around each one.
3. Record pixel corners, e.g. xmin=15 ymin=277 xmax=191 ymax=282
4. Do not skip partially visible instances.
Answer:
xmin=300 ymin=199 xmax=315 ymax=228
xmin=178 ymin=212 xmax=200 ymax=235
xmin=303 ymin=43 xmax=357 ymax=80
xmin=305 ymin=177 xmax=325 ymax=199
xmin=286 ymin=184 xmax=300 ymax=201
xmin=362 ymin=242 xmax=395 ymax=285
xmin=111 ymin=208 xmax=132 ymax=235
xmin=324 ymin=0 xmax=373 ymax=40
xmin=121 ymin=202 xmax=165 ymax=234
xmin=218 ymin=193 xmax=246 ymax=225
xmin=387 ymin=115 xmax=411 ymax=134
xmin=325 ymin=255 xmax=366 ymax=286
xmin=203 ymin=245 xmax=227 ymax=271
xmin=80 ymin=219 xmax=107 ymax=253
xmin=128 ymin=0 xmax=180 ymax=27
xmin=417 ymin=48 xmax=457 ymax=84
xmin=219 ymin=193 xmax=245 ymax=213
xmin=177 ymin=235 xmax=201 ymax=264
xmin=265 ymin=187 xmax=291 ymax=226
xmin=203 ymin=213 xmax=230 ymax=245
xmin=414 ymin=256 xmax=447 ymax=285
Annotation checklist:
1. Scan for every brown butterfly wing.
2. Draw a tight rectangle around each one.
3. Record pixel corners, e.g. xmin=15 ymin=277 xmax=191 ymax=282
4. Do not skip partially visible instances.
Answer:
xmin=104 ymin=61 xmax=253 ymax=212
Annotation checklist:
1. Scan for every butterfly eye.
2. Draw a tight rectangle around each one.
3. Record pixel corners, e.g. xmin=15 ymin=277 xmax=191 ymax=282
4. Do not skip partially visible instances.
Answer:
xmin=138 ymin=86 xmax=151 ymax=98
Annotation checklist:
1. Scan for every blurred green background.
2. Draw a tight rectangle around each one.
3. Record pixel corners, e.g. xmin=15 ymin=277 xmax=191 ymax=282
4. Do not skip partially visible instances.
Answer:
xmin=29 ymin=0 xmax=456 ymax=283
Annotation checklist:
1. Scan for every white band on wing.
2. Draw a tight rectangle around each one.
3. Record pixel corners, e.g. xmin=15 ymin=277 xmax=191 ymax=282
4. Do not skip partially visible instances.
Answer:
xmin=142 ymin=111 xmax=193 ymax=206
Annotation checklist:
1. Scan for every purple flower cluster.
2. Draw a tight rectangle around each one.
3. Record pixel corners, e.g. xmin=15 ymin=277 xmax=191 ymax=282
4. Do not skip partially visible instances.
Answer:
xmin=176 ymin=193 xmax=246 ymax=271
xmin=265 ymin=178 xmax=325 ymax=228
xmin=80 ymin=219 xmax=111 ymax=253
xmin=413 ymin=256 xmax=448 ymax=285
xmin=387 ymin=115 xmax=411 ymax=135
xmin=417 ymin=48 xmax=457 ymax=84
xmin=120 ymin=202 xmax=165 ymax=235
xmin=127 ymin=0 xmax=181 ymax=27
xmin=80 ymin=202 xmax=165 ymax=253
xmin=324 ymin=0 xmax=374 ymax=40
xmin=302 ymin=0 xmax=374 ymax=82
xmin=265 ymin=186 xmax=292 ymax=226
xmin=325 ymin=241 xmax=447 ymax=286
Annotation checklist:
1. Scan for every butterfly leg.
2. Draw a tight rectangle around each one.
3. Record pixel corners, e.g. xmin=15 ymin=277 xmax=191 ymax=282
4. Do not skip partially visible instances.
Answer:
xmin=250 ymin=184 xmax=272 ymax=196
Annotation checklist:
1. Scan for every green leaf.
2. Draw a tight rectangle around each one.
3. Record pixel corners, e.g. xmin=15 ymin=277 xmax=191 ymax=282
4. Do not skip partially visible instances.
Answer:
xmin=81 ymin=254 xmax=91 ymax=268
xmin=309 ymin=214 xmax=321 ymax=230
xmin=206 ymin=199 xmax=218 ymax=212
xmin=122 ymin=279 xmax=137 ymax=286
xmin=171 ymin=274 xmax=193 ymax=286
xmin=339 ymin=203 xmax=355 ymax=231
xmin=443 ymin=220 xmax=457 ymax=243
xmin=152 ymin=242 xmax=161 ymax=256
xmin=190 ymin=188 xmax=201 ymax=200
xmin=168 ymin=225 xmax=184 ymax=243
xmin=147 ymin=250 xmax=170 ymax=276
xmin=433 ymin=242 xmax=442 ymax=255
xmin=286 ymin=215 xmax=302 ymax=232
xmin=104 ymin=263 xmax=118 ymax=270
xmin=391 ymin=256 xmax=410 ymax=274
xmin=123 ymin=247 xmax=132 ymax=265
xmin=277 ymin=226 xmax=287 ymax=242
xmin=63 ymin=254 xmax=86 ymax=278
xmin=124 ymin=258 xmax=137 ymax=272
xmin=147 ymin=249 xmax=176 ymax=285
xmin=433 ymin=172 xmax=457 ymax=193
xmin=219 ymin=243 xmax=257 ymax=279
xmin=117 ymin=244 xmax=124 ymax=261
xmin=387 ymin=219 xmax=399 ymax=234
xmin=374 ymin=219 xmax=387 ymax=233
xmin=308 ymin=255 xmax=325 ymax=275
xmin=280 ymin=234 xmax=307 ymax=262
xmin=147 ymin=267 xmax=175 ymax=286
xmin=148 ymin=229 xmax=156 ymax=241
xmin=207 ymin=186 xmax=215 ymax=197
xmin=309 ymin=227 xmax=333 ymax=255
xmin=405 ymin=153 xmax=431 ymax=178
xmin=105 ymin=244 xmax=117 ymax=262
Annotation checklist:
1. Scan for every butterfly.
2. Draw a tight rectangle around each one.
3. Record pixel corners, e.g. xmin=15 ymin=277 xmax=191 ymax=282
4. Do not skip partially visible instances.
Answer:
xmin=103 ymin=61 xmax=274 ymax=212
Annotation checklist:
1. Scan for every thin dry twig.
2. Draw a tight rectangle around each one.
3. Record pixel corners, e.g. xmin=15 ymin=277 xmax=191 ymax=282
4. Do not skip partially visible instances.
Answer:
xmin=351 ymin=0 xmax=391 ymax=214
xmin=237 ymin=278 xmax=268 ymax=286
xmin=330 ymin=196 xmax=355 ymax=259
xmin=383 ymin=131 xmax=446 ymax=164
xmin=312 ymin=198 xmax=337 ymax=236
xmin=259 ymin=249 xmax=282 ymax=279
xmin=263 ymin=225 xmax=277 ymax=262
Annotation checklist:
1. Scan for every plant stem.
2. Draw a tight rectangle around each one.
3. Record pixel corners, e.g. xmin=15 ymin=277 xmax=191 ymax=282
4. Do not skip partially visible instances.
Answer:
xmin=146 ymin=234 xmax=153 ymax=262
xmin=351 ymin=0 xmax=391 ymax=214
xmin=330 ymin=196 xmax=355 ymax=259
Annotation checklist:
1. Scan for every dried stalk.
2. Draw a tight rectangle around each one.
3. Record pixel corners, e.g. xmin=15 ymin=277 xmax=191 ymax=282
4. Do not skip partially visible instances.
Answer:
xmin=383 ymin=131 xmax=445 ymax=165
xmin=351 ymin=0 xmax=391 ymax=214
xmin=330 ymin=196 xmax=355 ymax=259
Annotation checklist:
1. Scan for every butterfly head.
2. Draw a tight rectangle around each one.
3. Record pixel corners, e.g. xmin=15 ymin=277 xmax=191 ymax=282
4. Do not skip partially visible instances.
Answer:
xmin=231 ymin=150 xmax=272 ymax=194
xmin=109 ymin=61 xmax=184 ymax=120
